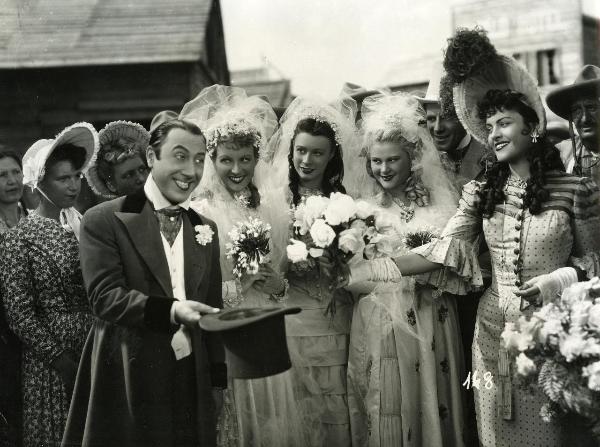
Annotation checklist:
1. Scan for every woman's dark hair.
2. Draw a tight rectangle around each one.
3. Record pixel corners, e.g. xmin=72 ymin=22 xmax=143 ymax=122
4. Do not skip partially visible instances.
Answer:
xmin=211 ymin=133 xmax=261 ymax=208
xmin=0 ymin=149 xmax=28 ymax=214
xmin=0 ymin=150 xmax=23 ymax=170
xmin=149 ymin=119 xmax=204 ymax=159
xmin=475 ymin=89 xmax=564 ymax=217
xmin=288 ymin=118 xmax=346 ymax=206
xmin=45 ymin=144 xmax=87 ymax=172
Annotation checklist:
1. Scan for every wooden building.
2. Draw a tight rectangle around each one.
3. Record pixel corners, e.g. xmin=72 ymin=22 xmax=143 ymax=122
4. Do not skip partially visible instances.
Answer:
xmin=0 ymin=0 xmax=230 ymax=154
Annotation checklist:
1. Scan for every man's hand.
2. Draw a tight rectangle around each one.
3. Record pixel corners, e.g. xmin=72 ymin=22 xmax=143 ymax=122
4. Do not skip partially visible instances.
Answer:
xmin=239 ymin=271 xmax=267 ymax=294
xmin=173 ymin=301 xmax=220 ymax=327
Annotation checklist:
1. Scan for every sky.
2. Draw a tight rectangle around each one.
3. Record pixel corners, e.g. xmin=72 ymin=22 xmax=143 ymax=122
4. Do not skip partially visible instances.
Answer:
xmin=221 ymin=0 xmax=600 ymax=99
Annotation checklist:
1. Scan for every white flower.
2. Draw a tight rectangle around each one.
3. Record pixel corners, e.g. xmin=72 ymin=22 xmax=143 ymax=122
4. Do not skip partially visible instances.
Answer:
xmin=538 ymin=319 xmax=563 ymax=346
xmin=559 ymin=331 xmax=587 ymax=362
xmin=588 ymin=304 xmax=600 ymax=332
xmin=570 ymin=300 xmax=592 ymax=328
xmin=582 ymin=361 xmax=600 ymax=391
xmin=338 ymin=228 xmax=364 ymax=254
xmin=194 ymin=225 xmax=214 ymax=245
xmin=323 ymin=192 xmax=357 ymax=226
xmin=355 ymin=200 xmax=375 ymax=219
xmin=501 ymin=322 xmax=520 ymax=350
xmin=287 ymin=239 xmax=309 ymax=263
xmin=304 ymin=195 xmax=330 ymax=224
xmin=374 ymin=209 xmax=401 ymax=233
xmin=581 ymin=338 xmax=600 ymax=357
xmin=309 ymin=247 xmax=324 ymax=258
xmin=515 ymin=353 xmax=537 ymax=376
xmin=309 ymin=219 xmax=336 ymax=248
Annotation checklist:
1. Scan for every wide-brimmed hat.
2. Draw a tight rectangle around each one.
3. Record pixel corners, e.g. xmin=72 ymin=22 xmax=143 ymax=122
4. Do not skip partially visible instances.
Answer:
xmin=443 ymin=28 xmax=546 ymax=145
xmin=23 ymin=122 xmax=98 ymax=189
xmin=546 ymin=65 xmax=600 ymax=120
xmin=199 ymin=306 xmax=301 ymax=379
xmin=86 ymin=121 xmax=150 ymax=198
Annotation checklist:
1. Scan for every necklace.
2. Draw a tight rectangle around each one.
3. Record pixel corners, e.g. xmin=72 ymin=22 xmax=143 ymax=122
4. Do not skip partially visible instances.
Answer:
xmin=298 ymin=185 xmax=323 ymax=198
xmin=391 ymin=196 xmax=415 ymax=222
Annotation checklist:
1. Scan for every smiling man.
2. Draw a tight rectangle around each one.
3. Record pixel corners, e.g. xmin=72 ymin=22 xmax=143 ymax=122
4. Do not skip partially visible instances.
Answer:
xmin=418 ymin=64 xmax=494 ymax=189
xmin=64 ymin=119 xmax=226 ymax=447
xmin=547 ymin=65 xmax=600 ymax=183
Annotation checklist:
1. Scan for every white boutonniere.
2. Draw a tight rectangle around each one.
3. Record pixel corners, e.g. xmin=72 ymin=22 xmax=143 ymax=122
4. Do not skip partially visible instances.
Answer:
xmin=194 ymin=224 xmax=214 ymax=245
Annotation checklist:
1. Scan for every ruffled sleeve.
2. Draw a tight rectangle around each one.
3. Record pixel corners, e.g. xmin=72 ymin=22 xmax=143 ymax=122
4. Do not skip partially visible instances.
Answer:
xmin=410 ymin=180 xmax=484 ymax=294
xmin=568 ymin=177 xmax=600 ymax=277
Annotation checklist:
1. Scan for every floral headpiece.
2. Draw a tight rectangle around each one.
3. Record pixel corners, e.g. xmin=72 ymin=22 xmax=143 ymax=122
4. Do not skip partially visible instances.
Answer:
xmin=294 ymin=104 xmax=343 ymax=146
xmin=204 ymin=114 xmax=263 ymax=157
xmin=360 ymin=92 xmax=424 ymax=155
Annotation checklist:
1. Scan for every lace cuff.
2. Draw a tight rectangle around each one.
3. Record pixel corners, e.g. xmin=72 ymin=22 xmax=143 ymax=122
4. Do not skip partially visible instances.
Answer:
xmin=270 ymin=278 xmax=289 ymax=303
xmin=410 ymin=236 xmax=484 ymax=295
xmin=222 ymin=280 xmax=244 ymax=308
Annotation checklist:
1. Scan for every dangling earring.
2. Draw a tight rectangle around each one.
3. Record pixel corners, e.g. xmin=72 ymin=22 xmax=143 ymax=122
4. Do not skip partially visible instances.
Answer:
xmin=530 ymin=129 xmax=539 ymax=143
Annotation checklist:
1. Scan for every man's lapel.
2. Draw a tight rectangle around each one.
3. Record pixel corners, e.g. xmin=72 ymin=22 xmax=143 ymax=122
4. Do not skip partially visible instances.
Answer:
xmin=183 ymin=209 xmax=208 ymax=301
xmin=115 ymin=194 xmax=173 ymax=297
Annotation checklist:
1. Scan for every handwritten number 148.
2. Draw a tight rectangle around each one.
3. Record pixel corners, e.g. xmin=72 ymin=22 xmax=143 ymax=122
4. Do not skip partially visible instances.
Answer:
xmin=462 ymin=371 xmax=493 ymax=390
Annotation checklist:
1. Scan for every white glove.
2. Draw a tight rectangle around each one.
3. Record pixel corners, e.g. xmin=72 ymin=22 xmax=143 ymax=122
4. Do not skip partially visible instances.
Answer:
xmin=518 ymin=267 xmax=578 ymax=305
xmin=348 ymin=258 xmax=403 ymax=286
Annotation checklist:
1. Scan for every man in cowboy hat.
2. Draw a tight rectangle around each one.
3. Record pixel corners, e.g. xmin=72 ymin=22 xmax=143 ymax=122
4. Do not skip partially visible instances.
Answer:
xmin=63 ymin=119 xmax=225 ymax=447
xmin=546 ymin=65 xmax=600 ymax=182
xmin=418 ymin=62 xmax=494 ymax=190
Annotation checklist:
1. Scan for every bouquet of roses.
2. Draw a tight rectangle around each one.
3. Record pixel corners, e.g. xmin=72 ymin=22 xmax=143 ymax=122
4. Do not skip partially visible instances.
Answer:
xmin=226 ymin=218 xmax=271 ymax=278
xmin=501 ymin=277 xmax=600 ymax=439
xmin=286 ymin=192 xmax=399 ymax=275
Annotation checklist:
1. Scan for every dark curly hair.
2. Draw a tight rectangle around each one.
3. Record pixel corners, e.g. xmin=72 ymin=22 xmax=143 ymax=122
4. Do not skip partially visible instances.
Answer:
xmin=475 ymin=89 xmax=564 ymax=217
xmin=288 ymin=118 xmax=346 ymax=206
xmin=211 ymin=133 xmax=261 ymax=209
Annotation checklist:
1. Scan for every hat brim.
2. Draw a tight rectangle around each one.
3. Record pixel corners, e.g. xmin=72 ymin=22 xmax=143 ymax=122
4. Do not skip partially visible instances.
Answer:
xmin=546 ymin=79 xmax=600 ymax=120
xmin=199 ymin=306 xmax=301 ymax=332
xmin=453 ymin=55 xmax=546 ymax=145
xmin=23 ymin=122 xmax=98 ymax=188
xmin=86 ymin=121 xmax=150 ymax=198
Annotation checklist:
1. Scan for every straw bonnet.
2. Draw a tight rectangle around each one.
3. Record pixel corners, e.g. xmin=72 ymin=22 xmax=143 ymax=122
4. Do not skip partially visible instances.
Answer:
xmin=546 ymin=65 xmax=600 ymax=120
xmin=443 ymin=27 xmax=546 ymax=145
xmin=85 ymin=121 xmax=150 ymax=199
xmin=198 ymin=306 xmax=301 ymax=379
xmin=23 ymin=122 xmax=98 ymax=189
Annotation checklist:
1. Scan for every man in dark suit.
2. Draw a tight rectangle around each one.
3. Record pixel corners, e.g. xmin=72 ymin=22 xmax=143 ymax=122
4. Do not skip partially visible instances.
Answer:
xmin=63 ymin=119 xmax=226 ymax=447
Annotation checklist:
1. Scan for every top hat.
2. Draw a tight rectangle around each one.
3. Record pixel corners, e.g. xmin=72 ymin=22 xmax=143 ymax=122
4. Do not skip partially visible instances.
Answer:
xmin=199 ymin=306 xmax=301 ymax=379
xmin=416 ymin=61 xmax=444 ymax=106
xmin=546 ymin=65 xmax=600 ymax=120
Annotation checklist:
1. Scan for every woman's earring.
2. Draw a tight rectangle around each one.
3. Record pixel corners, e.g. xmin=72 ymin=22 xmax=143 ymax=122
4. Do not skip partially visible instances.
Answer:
xmin=530 ymin=129 xmax=539 ymax=143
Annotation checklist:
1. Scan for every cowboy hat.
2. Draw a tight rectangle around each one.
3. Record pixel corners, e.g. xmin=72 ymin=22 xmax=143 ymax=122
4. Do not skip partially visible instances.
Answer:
xmin=546 ymin=65 xmax=600 ymax=120
xmin=199 ymin=306 xmax=301 ymax=379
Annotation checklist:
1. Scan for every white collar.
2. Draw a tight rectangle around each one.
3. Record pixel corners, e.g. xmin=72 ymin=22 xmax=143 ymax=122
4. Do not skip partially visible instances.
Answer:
xmin=456 ymin=133 xmax=472 ymax=151
xmin=144 ymin=174 xmax=191 ymax=211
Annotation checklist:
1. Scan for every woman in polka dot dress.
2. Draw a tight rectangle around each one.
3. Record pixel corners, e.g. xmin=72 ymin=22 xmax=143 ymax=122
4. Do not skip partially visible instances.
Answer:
xmin=342 ymin=29 xmax=600 ymax=446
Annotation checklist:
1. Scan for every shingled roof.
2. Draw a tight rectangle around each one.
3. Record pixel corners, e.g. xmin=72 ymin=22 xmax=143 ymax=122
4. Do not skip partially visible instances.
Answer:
xmin=0 ymin=0 xmax=214 ymax=68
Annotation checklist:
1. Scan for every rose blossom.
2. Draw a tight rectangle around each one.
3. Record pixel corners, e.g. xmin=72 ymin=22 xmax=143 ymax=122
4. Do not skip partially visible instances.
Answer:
xmin=323 ymin=192 xmax=357 ymax=226
xmin=582 ymin=361 xmax=600 ymax=391
xmin=570 ymin=300 xmax=592 ymax=328
xmin=355 ymin=200 xmax=375 ymax=219
xmin=588 ymin=304 xmax=600 ymax=332
xmin=559 ymin=331 xmax=587 ymax=362
xmin=338 ymin=228 xmax=364 ymax=254
xmin=515 ymin=353 xmax=537 ymax=376
xmin=309 ymin=219 xmax=336 ymax=248
xmin=287 ymin=239 xmax=309 ymax=263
